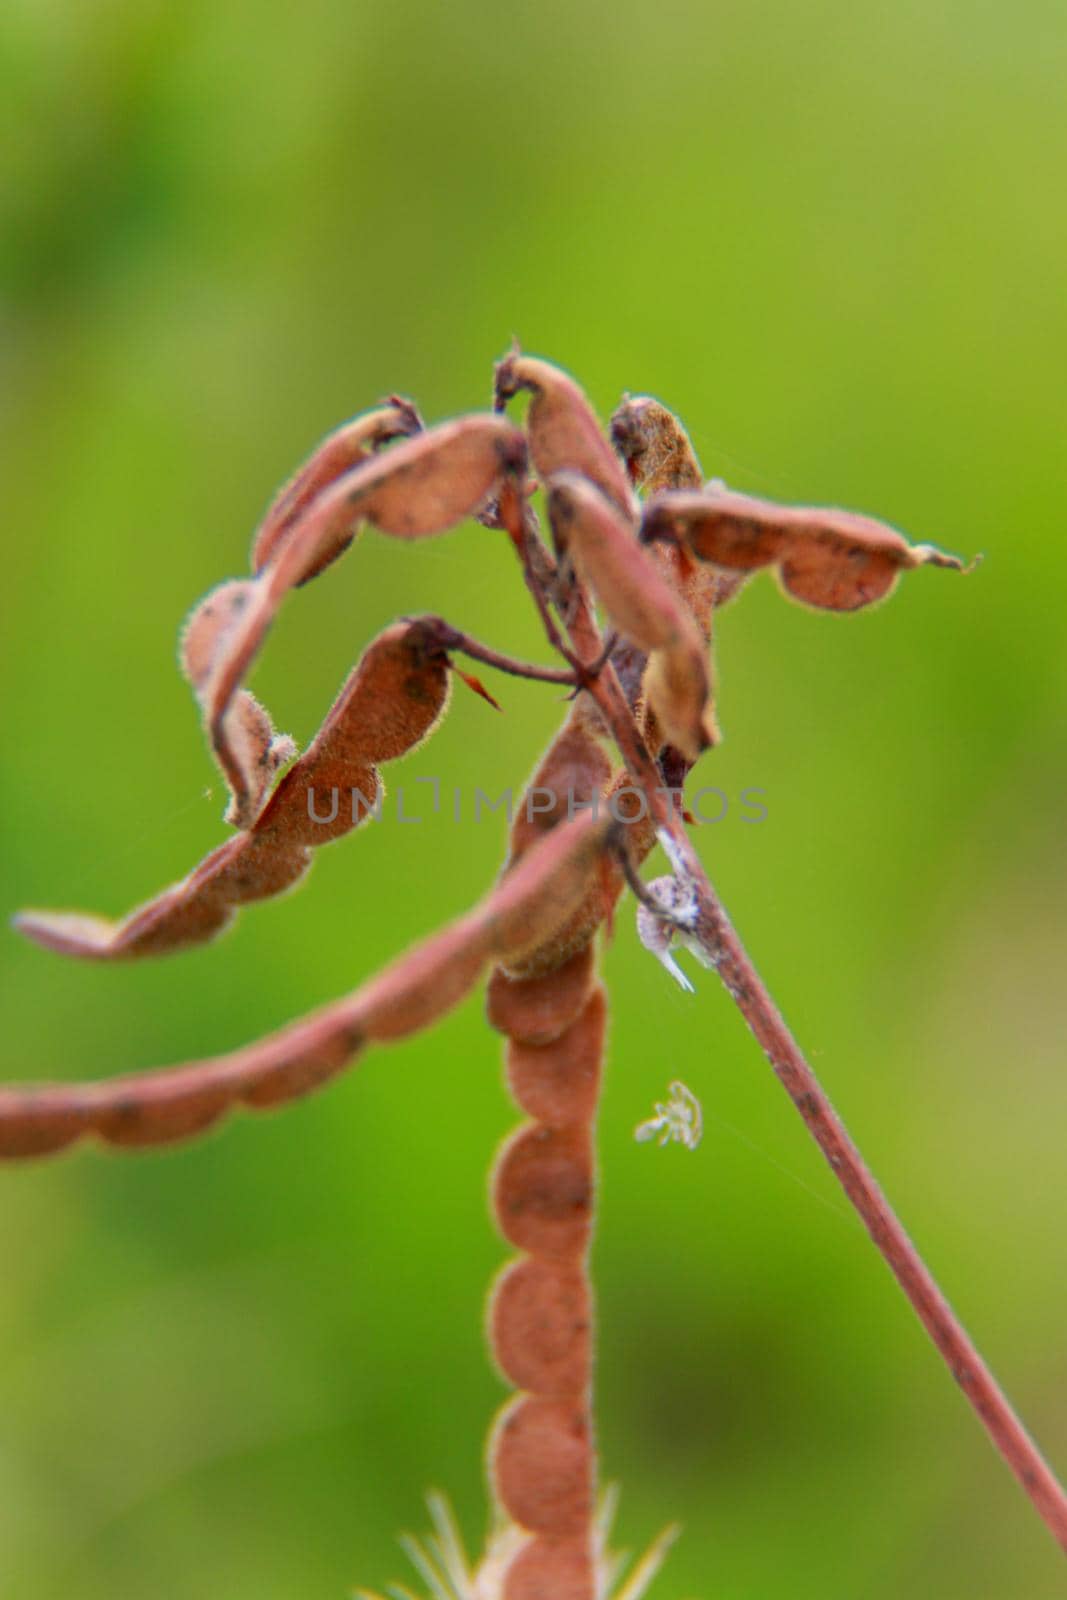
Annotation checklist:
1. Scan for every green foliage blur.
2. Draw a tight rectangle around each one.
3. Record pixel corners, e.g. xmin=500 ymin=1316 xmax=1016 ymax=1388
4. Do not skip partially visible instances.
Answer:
xmin=2 ymin=2 xmax=1065 ymax=1595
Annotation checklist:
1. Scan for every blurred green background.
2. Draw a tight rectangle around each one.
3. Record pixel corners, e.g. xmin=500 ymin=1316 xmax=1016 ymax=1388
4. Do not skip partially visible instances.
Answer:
xmin=2 ymin=1 xmax=1066 ymax=1595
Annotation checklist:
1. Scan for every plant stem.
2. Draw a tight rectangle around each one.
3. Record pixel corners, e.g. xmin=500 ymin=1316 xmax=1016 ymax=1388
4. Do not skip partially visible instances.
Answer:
xmin=407 ymin=614 xmax=578 ymax=686
xmin=683 ymin=872 xmax=1067 ymax=1553
xmin=510 ymin=511 xmax=1067 ymax=1555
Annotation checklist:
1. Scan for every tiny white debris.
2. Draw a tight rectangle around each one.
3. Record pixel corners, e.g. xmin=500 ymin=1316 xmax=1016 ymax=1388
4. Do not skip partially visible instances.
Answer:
xmin=634 ymin=1080 xmax=703 ymax=1151
xmin=636 ymin=869 xmax=710 ymax=991
xmin=636 ymin=886 xmax=693 ymax=992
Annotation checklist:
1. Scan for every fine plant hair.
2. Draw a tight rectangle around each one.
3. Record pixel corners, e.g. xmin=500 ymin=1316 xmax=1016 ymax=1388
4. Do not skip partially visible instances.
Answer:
xmin=3 ymin=348 xmax=1064 ymax=1597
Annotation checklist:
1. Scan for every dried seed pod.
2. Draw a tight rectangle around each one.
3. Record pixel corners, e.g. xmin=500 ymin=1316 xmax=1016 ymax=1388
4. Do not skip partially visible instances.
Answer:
xmin=610 ymin=393 xmax=703 ymax=494
xmin=0 ymin=813 xmax=612 ymax=1159
xmin=180 ymin=579 xmax=297 ymax=826
xmin=194 ymin=415 xmax=526 ymax=823
xmin=251 ymin=397 xmax=423 ymax=579
xmin=494 ymin=349 xmax=636 ymax=519
xmin=15 ymin=621 xmax=451 ymax=960
xmin=486 ymin=943 xmax=598 ymax=1046
xmin=547 ymin=473 xmax=718 ymax=761
xmin=491 ymin=816 xmax=616 ymax=967
xmin=502 ymin=1532 xmax=594 ymax=1600
xmin=493 ymin=1122 xmax=594 ymax=1260
xmin=489 ymin=1256 xmax=592 ymax=1398
xmin=504 ymin=988 xmax=606 ymax=1128
xmin=494 ymin=703 xmax=621 ymax=981
xmin=643 ymin=486 xmax=967 ymax=611
xmin=506 ymin=706 xmax=614 ymax=860
xmin=611 ymin=392 xmax=744 ymax=618
xmin=491 ymin=1394 xmax=594 ymax=1538
xmin=487 ymin=963 xmax=603 ymax=1600
xmin=343 ymin=412 xmax=527 ymax=537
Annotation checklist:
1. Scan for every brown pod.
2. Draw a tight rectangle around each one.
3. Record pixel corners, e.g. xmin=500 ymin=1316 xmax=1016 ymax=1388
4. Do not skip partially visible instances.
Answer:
xmin=496 ymin=708 xmax=618 ymax=980
xmin=237 ymin=1027 xmax=365 ymax=1108
xmin=610 ymin=392 xmax=743 ymax=624
xmin=494 ymin=349 xmax=636 ymax=518
xmin=610 ymin=393 xmax=703 ymax=494
xmin=546 ymin=474 xmax=717 ymax=761
xmin=180 ymin=578 xmax=258 ymax=688
xmin=639 ymin=629 xmax=719 ymax=760
xmin=505 ymin=711 xmax=613 ymax=862
xmin=491 ymin=1394 xmax=594 ymax=1538
xmin=489 ymin=1256 xmax=591 ymax=1398
xmin=251 ymin=397 xmax=422 ymax=578
xmin=485 ymin=944 xmax=596 ymax=1046
xmin=492 ymin=1123 xmax=594 ymax=1260
xmin=505 ymin=988 xmax=605 ymax=1128
xmin=344 ymin=413 xmax=527 ymax=537
xmin=353 ymin=916 xmax=492 ymax=1043
xmin=503 ymin=1532 xmax=594 ymax=1600
xmin=490 ymin=816 xmax=613 ymax=968
xmin=259 ymin=619 xmax=451 ymax=844
xmin=189 ymin=414 xmax=525 ymax=826
xmin=0 ymin=1096 xmax=88 ymax=1160
xmin=546 ymin=473 xmax=682 ymax=653
xmin=93 ymin=1082 xmax=232 ymax=1149
xmin=181 ymin=578 xmax=297 ymax=826
xmin=2 ymin=816 xmax=610 ymax=1158
xmin=643 ymin=487 xmax=966 ymax=611
xmin=14 ymin=623 xmax=451 ymax=962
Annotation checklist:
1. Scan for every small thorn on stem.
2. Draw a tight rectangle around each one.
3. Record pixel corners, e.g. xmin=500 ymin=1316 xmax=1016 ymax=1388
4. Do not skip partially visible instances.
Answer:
xmin=454 ymin=667 xmax=502 ymax=712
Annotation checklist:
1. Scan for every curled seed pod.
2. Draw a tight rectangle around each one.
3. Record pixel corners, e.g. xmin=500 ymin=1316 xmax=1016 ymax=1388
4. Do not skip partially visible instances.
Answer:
xmin=181 ymin=579 xmax=297 ymax=826
xmin=15 ymin=621 xmax=451 ymax=961
xmin=547 ymin=473 xmax=718 ymax=761
xmin=489 ymin=1256 xmax=592 ymax=1398
xmin=643 ymin=486 xmax=967 ymax=611
xmin=343 ymin=412 xmax=527 ymax=537
xmin=251 ymin=397 xmax=423 ymax=579
xmin=191 ymin=414 xmax=526 ymax=822
xmin=494 ymin=349 xmax=637 ymax=518
xmin=491 ymin=1394 xmax=594 ymax=1539
xmin=0 ymin=813 xmax=614 ymax=1160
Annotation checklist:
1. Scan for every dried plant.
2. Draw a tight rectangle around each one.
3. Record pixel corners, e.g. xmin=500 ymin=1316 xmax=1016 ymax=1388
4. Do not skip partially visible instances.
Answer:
xmin=4 ymin=348 xmax=1064 ymax=1596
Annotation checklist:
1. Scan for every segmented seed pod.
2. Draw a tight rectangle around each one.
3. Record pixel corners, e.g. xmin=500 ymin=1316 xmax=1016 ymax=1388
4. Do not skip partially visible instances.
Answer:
xmin=251 ymin=397 xmax=423 ymax=578
xmin=487 ymin=967 xmax=606 ymax=1600
xmin=495 ymin=349 xmax=637 ymax=520
xmin=1 ymin=813 xmax=612 ymax=1159
xmin=15 ymin=620 xmax=453 ymax=960
xmin=484 ymin=711 xmax=616 ymax=1600
xmin=611 ymin=390 xmax=744 ymax=621
xmin=546 ymin=473 xmax=718 ymax=762
xmin=642 ymin=486 xmax=966 ymax=611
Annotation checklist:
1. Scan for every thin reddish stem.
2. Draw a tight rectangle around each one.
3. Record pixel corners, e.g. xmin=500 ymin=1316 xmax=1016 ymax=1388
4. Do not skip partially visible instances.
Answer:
xmin=686 ymin=880 xmax=1067 ymax=1553
xmin=509 ymin=504 xmax=1067 ymax=1556
xmin=405 ymin=614 xmax=578 ymax=686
